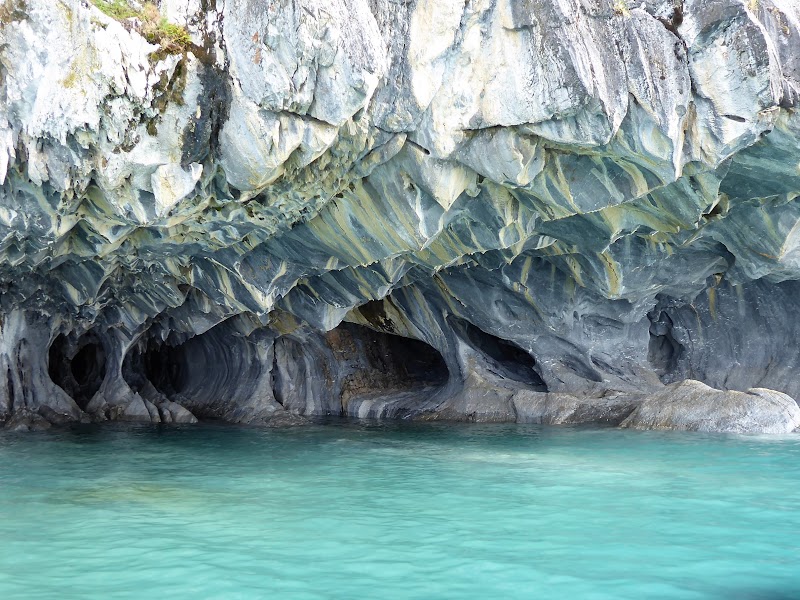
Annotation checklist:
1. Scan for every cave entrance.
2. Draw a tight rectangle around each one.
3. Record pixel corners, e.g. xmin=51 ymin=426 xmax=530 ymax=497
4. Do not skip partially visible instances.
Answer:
xmin=48 ymin=333 xmax=107 ymax=410
xmin=144 ymin=340 xmax=184 ymax=396
xmin=124 ymin=338 xmax=189 ymax=399
xmin=71 ymin=343 xmax=99 ymax=386
xmin=448 ymin=316 xmax=548 ymax=391
xmin=326 ymin=322 xmax=450 ymax=398
xmin=123 ymin=320 xmax=277 ymax=422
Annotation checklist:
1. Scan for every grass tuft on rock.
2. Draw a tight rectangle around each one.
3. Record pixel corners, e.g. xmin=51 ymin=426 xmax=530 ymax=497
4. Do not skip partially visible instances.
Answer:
xmin=90 ymin=0 xmax=192 ymax=56
xmin=91 ymin=0 xmax=136 ymax=20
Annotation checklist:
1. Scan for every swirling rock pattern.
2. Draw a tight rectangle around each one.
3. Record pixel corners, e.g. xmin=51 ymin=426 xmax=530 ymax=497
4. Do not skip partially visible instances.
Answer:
xmin=1 ymin=0 xmax=800 ymax=431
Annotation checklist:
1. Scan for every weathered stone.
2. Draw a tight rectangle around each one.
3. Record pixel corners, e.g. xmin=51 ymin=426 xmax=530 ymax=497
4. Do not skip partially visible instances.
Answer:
xmin=4 ymin=410 xmax=51 ymax=432
xmin=513 ymin=391 xmax=641 ymax=426
xmin=0 ymin=0 xmax=799 ymax=429
xmin=620 ymin=380 xmax=800 ymax=433
xmin=263 ymin=411 xmax=309 ymax=428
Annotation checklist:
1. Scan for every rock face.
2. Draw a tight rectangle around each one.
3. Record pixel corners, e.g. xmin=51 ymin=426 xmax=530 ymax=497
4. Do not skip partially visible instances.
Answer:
xmin=0 ymin=0 xmax=799 ymax=431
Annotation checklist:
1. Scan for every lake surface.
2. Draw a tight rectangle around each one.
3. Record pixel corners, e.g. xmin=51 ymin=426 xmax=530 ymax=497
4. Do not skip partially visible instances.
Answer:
xmin=0 ymin=421 xmax=798 ymax=599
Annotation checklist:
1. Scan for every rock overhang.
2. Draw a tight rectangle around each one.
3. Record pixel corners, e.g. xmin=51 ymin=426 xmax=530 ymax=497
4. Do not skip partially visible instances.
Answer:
xmin=0 ymin=0 xmax=799 ymax=432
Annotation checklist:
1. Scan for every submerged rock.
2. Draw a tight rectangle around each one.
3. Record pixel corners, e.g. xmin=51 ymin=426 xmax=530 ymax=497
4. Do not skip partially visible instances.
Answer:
xmin=620 ymin=381 xmax=800 ymax=434
xmin=0 ymin=0 xmax=799 ymax=428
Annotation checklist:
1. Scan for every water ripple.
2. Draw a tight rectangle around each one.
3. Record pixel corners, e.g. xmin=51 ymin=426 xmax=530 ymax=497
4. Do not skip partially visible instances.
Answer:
xmin=0 ymin=423 xmax=798 ymax=599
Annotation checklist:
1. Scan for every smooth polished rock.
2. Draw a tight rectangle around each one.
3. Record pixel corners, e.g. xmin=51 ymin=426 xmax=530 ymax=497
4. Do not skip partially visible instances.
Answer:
xmin=620 ymin=380 xmax=800 ymax=434
xmin=512 ymin=391 xmax=641 ymax=426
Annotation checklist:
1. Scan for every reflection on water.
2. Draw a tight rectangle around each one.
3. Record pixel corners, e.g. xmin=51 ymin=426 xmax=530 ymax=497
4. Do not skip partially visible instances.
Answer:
xmin=0 ymin=421 xmax=799 ymax=599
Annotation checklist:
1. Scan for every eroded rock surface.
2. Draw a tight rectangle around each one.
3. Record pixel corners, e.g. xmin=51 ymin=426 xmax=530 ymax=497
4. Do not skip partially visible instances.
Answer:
xmin=0 ymin=0 xmax=799 ymax=431
xmin=620 ymin=380 xmax=800 ymax=434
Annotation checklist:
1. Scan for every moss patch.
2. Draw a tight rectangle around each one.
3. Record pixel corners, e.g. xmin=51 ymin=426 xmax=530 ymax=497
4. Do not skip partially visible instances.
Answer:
xmin=152 ymin=58 xmax=188 ymax=112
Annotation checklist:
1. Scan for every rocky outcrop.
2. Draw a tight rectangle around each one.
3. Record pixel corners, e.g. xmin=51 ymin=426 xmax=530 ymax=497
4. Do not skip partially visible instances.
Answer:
xmin=1 ymin=0 xmax=800 ymax=431
xmin=620 ymin=380 xmax=800 ymax=433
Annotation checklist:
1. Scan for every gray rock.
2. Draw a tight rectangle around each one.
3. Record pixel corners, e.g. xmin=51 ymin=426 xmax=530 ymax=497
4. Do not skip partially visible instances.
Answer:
xmin=0 ymin=0 xmax=800 ymax=429
xmin=513 ymin=391 xmax=641 ymax=426
xmin=4 ymin=410 xmax=51 ymax=432
xmin=620 ymin=380 xmax=800 ymax=433
xmin=263 ymin=411 xmax=309 ymax=428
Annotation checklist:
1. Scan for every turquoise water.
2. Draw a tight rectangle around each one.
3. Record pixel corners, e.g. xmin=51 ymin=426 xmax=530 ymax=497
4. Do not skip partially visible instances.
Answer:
xmin=0 ymin=422 xmax=798 ymax=599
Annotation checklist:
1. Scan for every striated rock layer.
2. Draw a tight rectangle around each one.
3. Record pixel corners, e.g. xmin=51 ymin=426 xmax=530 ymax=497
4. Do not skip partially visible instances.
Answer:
xmin=1 ymin=0 xmax=800 ymax=432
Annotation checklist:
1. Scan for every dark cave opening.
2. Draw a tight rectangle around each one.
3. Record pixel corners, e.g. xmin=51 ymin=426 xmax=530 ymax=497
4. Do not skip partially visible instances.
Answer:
xmin=648 ymin=310 xmax=682 ymax=378
xmin=125 ymin=325 xmax=263 ymax=420
xmin=71 ymin=343 xmax=99 ymax=385
xmin=130 ymin=338 xmax=189 ymax=398
xmin=48 ymin=333 xmax=107 ymax=410
xmin=124 ymin=321 xmax=453 ymax=419
xmin=375 ymin=332 xmax=449 ymax=387
xmin=448 ymin=316 xmax=548 ymax=391
xmin=326 ymin=322 xmax=450 ymax=395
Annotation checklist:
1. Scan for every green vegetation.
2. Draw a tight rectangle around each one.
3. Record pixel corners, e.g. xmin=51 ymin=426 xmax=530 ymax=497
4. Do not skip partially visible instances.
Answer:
xmin=154 ymin=21 xmax=192 ymax=48
xmin=91 ymin=0 xmax=192 ymax=55
xmin=91 ymin=0 xmax=136 ymax=20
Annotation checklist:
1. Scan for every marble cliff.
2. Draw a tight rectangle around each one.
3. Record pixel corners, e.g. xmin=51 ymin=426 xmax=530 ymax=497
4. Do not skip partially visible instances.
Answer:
xmin=2 ymin=0 xmax=800 ymax=432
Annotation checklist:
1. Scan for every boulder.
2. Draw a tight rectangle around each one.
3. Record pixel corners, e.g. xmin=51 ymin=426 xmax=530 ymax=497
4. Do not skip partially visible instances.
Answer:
xmin=620 ymin=380 xmax=800 ymax=434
